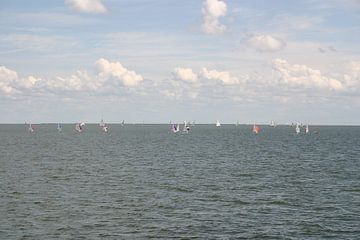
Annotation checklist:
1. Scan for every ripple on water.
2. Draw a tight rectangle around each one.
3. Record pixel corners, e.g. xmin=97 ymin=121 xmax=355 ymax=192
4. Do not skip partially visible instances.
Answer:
xmin=0 ymin=124 xmax=360 ymax=239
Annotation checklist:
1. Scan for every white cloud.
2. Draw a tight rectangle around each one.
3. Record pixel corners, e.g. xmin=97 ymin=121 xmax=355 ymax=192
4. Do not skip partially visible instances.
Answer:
xmin=0 ymin=66 xmax=18 ymax=95
xmin=247 ymin=34 xmax=286 ymax=52
xmin=272 ymin=58 xmax=344 ymax=91
xmin=65 ymin=0 xmax=107 ymax=14
xmin=173 ymin=67 xmax=197 ymax=83
xmin=0 ymin=58 xmax=143 ymax=97
xmin=344 ymin=61 xmax=360 ymax=90
xmin=200 ymin=68 xmax=241 ymax=85
xmin=201 ymin=0 xmax=227 ymax=34
xmin=95 ymin=58 xmax=143 ymax=87
xmin=51 ymin=70 xmax=99 ymax=91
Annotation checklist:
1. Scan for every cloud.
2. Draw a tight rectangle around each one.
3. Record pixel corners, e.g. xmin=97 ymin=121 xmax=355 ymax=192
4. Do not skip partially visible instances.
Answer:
xmin=0 ymin=66 xmax=18 ymax=95
xmin=95 ymin=58 xmax=143 ymax=87
xmin=0 ymin=58 xmax=143 ymax=98
xmin=200 ymin=68 xmax=242 ymax=85
xmin=247 ymin=34 xmax=286 ymax=52
xmin=344 ymin=61 xmax=360 ymax=90
xmin=172 ymin=67 xmax=197 ymax=83
xmin=272 ymin=58 xmax=344 ymax=91
xmin=201 ymin=0 xmax=227 ymax=34
xmin=50 ymin=70 xmax=99 ymax=91
xmin=65 ymin=0 xmax=107 ymax=13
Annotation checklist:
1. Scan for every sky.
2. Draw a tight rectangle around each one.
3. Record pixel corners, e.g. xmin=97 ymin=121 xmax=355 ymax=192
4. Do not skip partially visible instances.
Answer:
xmin=0 ymin=0 xmax=360 ymax=124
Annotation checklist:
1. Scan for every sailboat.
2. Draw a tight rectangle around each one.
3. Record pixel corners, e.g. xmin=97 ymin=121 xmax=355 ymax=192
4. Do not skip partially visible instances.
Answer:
xmin=305 ymin=124 xmax=309 ymax=134
xmin=183 ymin=120 xmax=190 ymax=133
xmin=216 ymin=120 xmax=221 ymax=127
xmin=100 ymin=119 xmax=108 ymax=132
xmin=270 ymin=120 xmax=276 ymax=127
xmin=75 ymin=122 xmax=85 ymax=133
xmin=57 ymin=123 xmax=62 ymax=132
xmin=121 ymin=120 xmax=125 ymax=126
xmin=28 ymin=123 xmax=35 ymax=133
xmin=295 ymin=123 xmax=300 ymax=134
xmin=171 ymin=123 xmax=179 ymax=133
xmin=252 ymin=124 xmax=260 ymax=134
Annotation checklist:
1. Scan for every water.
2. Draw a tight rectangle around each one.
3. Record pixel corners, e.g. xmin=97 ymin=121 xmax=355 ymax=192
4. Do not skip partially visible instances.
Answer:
xmin=1 ymin=124 xmax=359 ymax=239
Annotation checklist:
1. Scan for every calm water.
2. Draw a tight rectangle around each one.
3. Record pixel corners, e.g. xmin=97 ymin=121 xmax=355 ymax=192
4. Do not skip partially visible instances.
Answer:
xmin=0 ymin=124 xmax=359 ymax=239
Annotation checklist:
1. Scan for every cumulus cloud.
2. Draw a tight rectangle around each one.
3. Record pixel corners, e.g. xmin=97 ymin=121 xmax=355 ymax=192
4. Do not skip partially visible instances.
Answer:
xmin=200 ymin=68 xmax=242 ymax=85
xmin=0 ymin=66 xmax=18 ymax=95
xmin=0 ymin=58 xmax=143 ymax=98
xmin=344 ymin=61 xmax=360 ymax=90
xmin=272 ymin=58 xmax=344 ymax=91
xmin=201 ymin=0 xmax=227 ymax=34
xmin=247 ymin=34 xmax=286 ymax=52
xmin=50 ymin=70 xmax=99 ymax=91
xmin=95 ymin=58 xmax=143 ymax=87
xmin=0 ymin=66 xmax=43 ymax=95
xmin=173 ymin=67 xmax=197 ymax=83
xmin=65 ymin=0 xmax=107 ymax=13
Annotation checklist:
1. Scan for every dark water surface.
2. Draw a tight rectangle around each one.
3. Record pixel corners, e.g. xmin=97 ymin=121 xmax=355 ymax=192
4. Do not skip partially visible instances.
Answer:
xmin=1 ymin=124 xmax=360 ymax=239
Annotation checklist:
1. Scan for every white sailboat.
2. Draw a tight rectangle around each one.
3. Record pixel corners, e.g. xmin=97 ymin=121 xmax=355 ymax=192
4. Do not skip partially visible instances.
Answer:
xmin=170 ymin=123 xmax=180 ymax=133
xmin=99 ymin=119 xmax=105 ymax=127
xmin=183 ymin=120 xmax=190 ymax=133
xmin=75 ymin=122 xmax=85 ymax=133
xmin=28 ymin=123 xmax=35 ymax=133
xmin=295 ymin=123 xmax=300 ymax=134
xmin=100 ymin=119 xmax=108 ymax=132
xmin=216 ymin=120 xmax=221 ymax=127
xmin=305 ymin=124 xmax=309 ymax=134
xmin=57 ymin=123 xmax=62 ymax=132
xmin=270 ymin=120 xmax=276 ymax=127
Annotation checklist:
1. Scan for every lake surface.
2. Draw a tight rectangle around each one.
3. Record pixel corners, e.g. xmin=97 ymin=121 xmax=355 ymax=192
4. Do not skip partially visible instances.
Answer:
xmin=1 ymin=124 xmax=359 ymax=239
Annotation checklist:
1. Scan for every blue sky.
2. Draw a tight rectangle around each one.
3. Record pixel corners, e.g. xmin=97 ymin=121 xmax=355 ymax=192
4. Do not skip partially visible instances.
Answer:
xmin=0 ymin=0 xmax=360 ymax=124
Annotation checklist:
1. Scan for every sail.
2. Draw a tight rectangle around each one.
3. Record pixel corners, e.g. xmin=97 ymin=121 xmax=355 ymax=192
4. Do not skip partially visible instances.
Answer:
xmin=270 ymin=120 xmax=276 ymax=127
xmin=57 ymin=123 xmax=62 ymax=132
xmin=252 ymin=124 xmax=260 ymax=134
xmin=28 ymin=124 xmax=35 ymax=133
xmin=295 ymin=123 xmax=300 ymax=134
xmin=75 ymin=123 xmax=83 ymax=133
xmin=216 ymin=120 xmax=221 ymax=127
xmin=100 ymin=119 xmax=105 ymax=127
xmin=305 ymin=125 xmax=309 ymax=134
xmin=171 ymin=123 xmax=179 ymax=133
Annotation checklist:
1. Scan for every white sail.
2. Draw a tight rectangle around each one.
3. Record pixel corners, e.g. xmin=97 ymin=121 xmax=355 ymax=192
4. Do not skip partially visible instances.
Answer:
xmin=28 ymin=123 xmax=35 ymax=133
xmin=99 ymin=119 xmax=105 ymax=127
xmin=295 ymin=123 xmax=300 ymax=134
xmin=216 ymin=120 xmax=221 ymax=127
xmin=99 ymin=118 xmax=108 ymax=132
xmin=57 ymin=123 xmax=62 ymax=132
xmin=305 ymin=125 xmax=309 ymax=134
xmin=270 ymin=120 xmax=276 ymax=127
xmin=75 ymin=123 xmax=83 ymax=133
